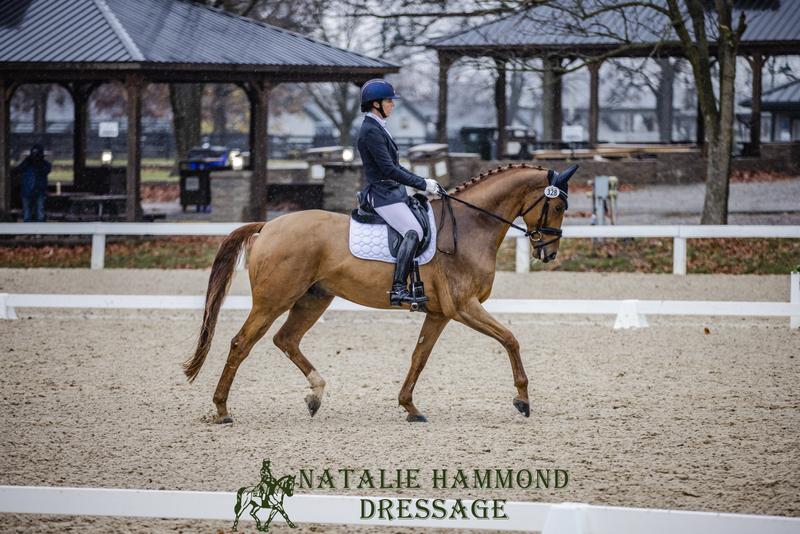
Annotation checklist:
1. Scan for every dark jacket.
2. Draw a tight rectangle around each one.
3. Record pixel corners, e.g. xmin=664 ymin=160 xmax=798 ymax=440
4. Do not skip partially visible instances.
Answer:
xmin=15 ymin=156 xmax=51 ymax=198
xmin=356 ymin=115 xmax=427 ymax=207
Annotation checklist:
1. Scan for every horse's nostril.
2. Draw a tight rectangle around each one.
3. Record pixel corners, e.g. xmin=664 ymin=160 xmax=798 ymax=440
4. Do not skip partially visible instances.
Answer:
xmin=547 ymin=252 xmax=557 ymax=261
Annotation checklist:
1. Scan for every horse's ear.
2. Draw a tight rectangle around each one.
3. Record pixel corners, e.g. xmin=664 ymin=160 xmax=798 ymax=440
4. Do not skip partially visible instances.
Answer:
xmin=549 ymin=164 xmax=579 ymax=193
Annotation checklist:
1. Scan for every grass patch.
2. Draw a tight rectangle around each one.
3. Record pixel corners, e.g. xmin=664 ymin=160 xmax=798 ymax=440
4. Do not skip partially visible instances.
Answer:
xmin=0 ymin=235 xmax=797 ymax=273
xmin=496 ymin=237 xmax=799 ymax=274
xmin=49 ymin=169 xmax=174 ymax=183
xmin=0 ymin=236 xmax=223 ymax=269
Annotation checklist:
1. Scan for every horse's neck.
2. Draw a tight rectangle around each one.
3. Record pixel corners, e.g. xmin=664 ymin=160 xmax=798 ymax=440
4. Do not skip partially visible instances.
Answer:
xmin=457 ymin=171 xmax=532 ymax=246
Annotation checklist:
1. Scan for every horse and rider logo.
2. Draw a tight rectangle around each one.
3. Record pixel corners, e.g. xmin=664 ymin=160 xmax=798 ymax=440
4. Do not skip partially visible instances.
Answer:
xmin=232 ymin=459 xmax=296 ymax=532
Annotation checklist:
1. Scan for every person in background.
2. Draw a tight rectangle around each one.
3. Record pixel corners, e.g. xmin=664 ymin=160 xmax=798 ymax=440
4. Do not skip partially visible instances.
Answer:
xmin=14 ymin=144 xmax=51 ymax=222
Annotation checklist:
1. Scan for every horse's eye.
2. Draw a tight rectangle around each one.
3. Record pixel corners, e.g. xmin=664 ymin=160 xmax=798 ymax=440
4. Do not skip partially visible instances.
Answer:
xmin=555 ymin=205 xmax=564 ymax=213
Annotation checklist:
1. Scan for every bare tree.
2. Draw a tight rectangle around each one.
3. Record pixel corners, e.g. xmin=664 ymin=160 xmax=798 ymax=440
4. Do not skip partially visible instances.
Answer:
xmin=661 ymin=0 xmax=745 ymax=224
xmin=360 ymin=0 xmax=748 ymax=223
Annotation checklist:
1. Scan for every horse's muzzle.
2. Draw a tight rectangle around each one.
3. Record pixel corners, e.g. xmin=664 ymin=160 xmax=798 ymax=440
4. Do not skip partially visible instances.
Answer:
xmin=535 ymin=247 xmax=557 ymax=263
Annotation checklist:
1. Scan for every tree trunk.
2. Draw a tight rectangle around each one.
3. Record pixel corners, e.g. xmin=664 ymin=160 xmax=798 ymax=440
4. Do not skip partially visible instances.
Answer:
xmin=702 ymin=131 xmax=732 ymax=224
xmin=541 ymin=56 xmax=563 ymax=144
xmin=32 ymin=85 xmax=49 ymax=135
xmin=700 ymin=2 xmax=739 ymax=225
xmin=212 ymin=84 xmax=227 ymax=138
xmin=655 ymin=59 xmax=674 ymax=143
xmin=169 ymin=83 xmax=203 ymax=171
xmin=507 ymin=68 xmax=524 ymax=127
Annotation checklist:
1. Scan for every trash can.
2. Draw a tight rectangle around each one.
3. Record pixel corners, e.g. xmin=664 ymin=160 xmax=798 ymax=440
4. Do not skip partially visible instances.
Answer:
xmin=460 ymin=127 xmax=496 ymax=160
xmin=179 ymin=161 xmax=212 ymax=212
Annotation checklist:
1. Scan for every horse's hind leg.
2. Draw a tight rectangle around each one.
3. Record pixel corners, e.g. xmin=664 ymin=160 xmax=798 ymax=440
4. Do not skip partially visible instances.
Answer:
xmin=213 ymin=304 xmax=284 ymax=423
xmin=273 ymin=290 xmax=334 ymax=417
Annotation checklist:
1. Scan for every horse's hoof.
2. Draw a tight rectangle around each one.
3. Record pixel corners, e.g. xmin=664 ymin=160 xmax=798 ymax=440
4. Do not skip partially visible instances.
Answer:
xmin=305 ymin=394 xmax=321 ymax=417
xmin=407 ymin=414 xmax=428 ymax=422
xmin=513 ymin=398 xmax=530 ymax=418
xmin=216 ymin=415 xmax=234 ymax=424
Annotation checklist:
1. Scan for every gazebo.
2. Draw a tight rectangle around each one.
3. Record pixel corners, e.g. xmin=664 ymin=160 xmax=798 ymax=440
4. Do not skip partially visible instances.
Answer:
xmin=0 ymin=0 xmax=399 ymax=221
xmin=428 ymin=1 xmax=800 ymax=155
xmin=741 ymin=79 xmax=800 ymax=141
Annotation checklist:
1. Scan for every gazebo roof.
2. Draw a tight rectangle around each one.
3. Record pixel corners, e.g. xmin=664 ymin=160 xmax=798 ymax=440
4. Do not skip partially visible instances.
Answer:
xmin=0 ymin=0 xmax=398 ymax=81
xmin=741 ymin=79 xmax=800 ymax=110
xmin=429 ymin=0 xmax=800 ymax=56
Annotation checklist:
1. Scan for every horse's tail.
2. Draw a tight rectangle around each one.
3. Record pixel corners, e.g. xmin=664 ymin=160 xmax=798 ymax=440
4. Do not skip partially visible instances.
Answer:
xmin=183 ymin=222 xmax=265 ymax=383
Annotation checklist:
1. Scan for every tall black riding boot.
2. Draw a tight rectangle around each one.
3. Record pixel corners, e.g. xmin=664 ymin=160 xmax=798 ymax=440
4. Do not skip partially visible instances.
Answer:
xmin=389 ymin=230 xmax=420 ymax=306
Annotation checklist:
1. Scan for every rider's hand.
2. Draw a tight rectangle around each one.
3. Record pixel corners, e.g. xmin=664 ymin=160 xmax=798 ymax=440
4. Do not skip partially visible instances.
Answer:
xmin=424 ymin=179 xmax=441 ymax=195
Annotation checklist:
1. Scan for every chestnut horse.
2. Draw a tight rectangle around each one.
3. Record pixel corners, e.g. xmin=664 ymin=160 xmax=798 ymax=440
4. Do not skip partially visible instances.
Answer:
xmin=183 ymin=163 xmax=576 ymax=423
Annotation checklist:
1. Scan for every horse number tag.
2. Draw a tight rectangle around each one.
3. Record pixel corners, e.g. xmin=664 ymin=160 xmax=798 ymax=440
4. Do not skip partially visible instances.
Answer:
xmin=544 ymin=186 xmax=560 ymax=199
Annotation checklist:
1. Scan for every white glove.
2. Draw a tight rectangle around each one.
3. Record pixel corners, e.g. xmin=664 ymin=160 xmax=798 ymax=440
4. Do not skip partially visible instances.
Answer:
xmin=424 ymin=179 xmax=441 ymax=194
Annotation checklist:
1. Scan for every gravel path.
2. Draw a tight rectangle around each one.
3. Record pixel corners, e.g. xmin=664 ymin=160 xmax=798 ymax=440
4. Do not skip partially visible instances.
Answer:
xmin=1 ymin=269 xmax=798 ymax=533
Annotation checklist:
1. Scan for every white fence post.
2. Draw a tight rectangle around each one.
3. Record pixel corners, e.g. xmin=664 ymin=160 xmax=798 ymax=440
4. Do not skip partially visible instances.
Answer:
xmin=542 ymin=502 xmax=588 ymax=534
xmin=91 ymin=233 xmax=106 ymax=270
xmin=791 ymin=271 xmax=799 ymax=330
xmin=515 ymin=236 xmax=530 ymax=273
xmin=614 ymin=299 xmax=649 ymax=329
xmin=0 ymin=293 xmax=18 ymax=320
xmin=673 ymin=236 xmax=687 ymax=275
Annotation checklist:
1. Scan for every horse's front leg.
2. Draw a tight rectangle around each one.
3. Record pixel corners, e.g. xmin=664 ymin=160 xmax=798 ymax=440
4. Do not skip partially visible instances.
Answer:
xmin=399 ymin=313 xmax=449 ymax=422
xmin=276 ymin=504 xmax=297 ymax=528
xmin=455 ymin=298 xmax=530 ymax=417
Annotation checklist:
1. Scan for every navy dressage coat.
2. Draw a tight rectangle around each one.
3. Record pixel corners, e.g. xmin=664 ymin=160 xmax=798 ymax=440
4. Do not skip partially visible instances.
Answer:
xmin=356 ymin=115 xmax=427 ymax=207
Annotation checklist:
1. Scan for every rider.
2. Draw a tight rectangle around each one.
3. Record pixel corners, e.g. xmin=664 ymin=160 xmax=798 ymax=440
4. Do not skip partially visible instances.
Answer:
xmin=356 ymin=79 xmax=441 ymax=306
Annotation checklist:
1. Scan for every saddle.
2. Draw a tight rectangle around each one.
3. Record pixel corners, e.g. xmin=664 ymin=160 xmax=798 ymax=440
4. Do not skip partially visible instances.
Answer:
xmin=350 ymin=193 xmax=433 ymax=259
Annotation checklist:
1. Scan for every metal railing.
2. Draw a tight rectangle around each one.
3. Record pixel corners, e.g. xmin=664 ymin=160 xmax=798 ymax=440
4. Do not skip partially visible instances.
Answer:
xmin=1 ymin=222 xmax=799 ymax=274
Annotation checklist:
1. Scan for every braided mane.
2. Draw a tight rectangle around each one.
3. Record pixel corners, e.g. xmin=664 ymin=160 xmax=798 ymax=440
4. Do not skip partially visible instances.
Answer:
xmin=449 ymin=163 xmax=547 ymax=194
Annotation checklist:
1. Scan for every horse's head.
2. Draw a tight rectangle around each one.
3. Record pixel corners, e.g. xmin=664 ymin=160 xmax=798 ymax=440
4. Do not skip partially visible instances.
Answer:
xmin=520 ymin=165 xmax=577 ymax=263
xmin=281 ymin=475 xmax=296 ymax=497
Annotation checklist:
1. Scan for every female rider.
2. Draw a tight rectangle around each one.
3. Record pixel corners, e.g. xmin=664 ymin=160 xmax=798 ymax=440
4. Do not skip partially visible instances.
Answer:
xmin=355 ymin=79 xmax=441 ymax=307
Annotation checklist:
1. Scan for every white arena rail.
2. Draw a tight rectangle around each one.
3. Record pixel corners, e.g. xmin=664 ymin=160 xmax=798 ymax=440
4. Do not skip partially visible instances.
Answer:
xmin=2 ymin=273 xmax=798 ymax=329
xmin=1 ymin=222 xmax=799 ymax=274
xmin=0 ymin=485 xmax=798 ymax=534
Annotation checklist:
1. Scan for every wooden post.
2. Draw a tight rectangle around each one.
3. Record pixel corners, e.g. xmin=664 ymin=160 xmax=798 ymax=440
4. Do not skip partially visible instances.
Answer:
xmin=0 ymin=79 xmax=13 ymax=216
xmin=248 ymin=80 xmax=271 ymax=221
xmin=588 ymin=61 xmax=601 ymax=148
xmin=70 ymin=83 xmax=92 ymax=183
xmin=494 ymin=58 xmax=507 ymax=159
xmin=125 ymin=75 xmax=144 ymax=221
xmin=747 ymin=53 xmax=764 ymax=157
xmin=436 ymin=52 xmax=455 ymax=145
xmin=542 ymin=56 xmax=563 ymax=145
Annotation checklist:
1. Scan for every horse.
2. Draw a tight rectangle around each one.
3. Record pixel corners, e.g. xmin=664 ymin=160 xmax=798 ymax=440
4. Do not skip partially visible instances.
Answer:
xmin=232 ymin=471 xmax=296 ymax=531
xmin=183 ymin=163 xmax=576 ymax=423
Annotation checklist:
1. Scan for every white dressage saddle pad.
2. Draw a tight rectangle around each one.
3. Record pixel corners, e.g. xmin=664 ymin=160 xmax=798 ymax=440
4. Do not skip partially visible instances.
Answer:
xmin=348 ymin=205 xmax=437 ymax=264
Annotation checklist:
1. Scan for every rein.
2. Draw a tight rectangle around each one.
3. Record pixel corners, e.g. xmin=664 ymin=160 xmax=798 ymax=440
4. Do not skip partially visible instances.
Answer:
xmin=436 ymin=186 xmax=567 ymax=255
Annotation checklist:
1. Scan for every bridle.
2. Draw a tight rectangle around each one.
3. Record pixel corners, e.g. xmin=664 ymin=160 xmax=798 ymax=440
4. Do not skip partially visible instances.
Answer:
xmin=518 ymin=183 xmax=569 ymax=250
xmin=436 ymin=171 xmax=568 ymax=255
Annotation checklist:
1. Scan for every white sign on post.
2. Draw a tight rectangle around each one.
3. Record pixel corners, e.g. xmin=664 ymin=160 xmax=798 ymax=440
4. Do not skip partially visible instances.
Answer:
xmin=98 ymin=121 xmax=119 ymax=138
